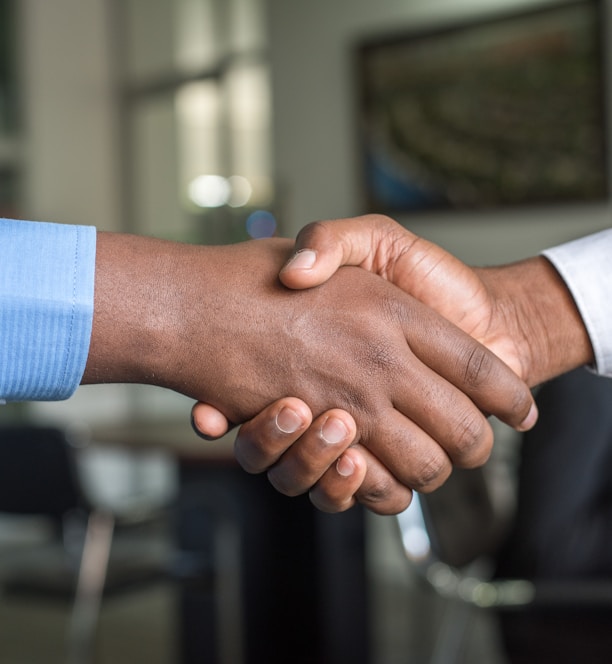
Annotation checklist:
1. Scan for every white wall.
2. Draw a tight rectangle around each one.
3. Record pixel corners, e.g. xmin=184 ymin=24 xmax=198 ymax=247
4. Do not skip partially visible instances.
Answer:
xmin=267 ymin=0 xmax=612 ymax=265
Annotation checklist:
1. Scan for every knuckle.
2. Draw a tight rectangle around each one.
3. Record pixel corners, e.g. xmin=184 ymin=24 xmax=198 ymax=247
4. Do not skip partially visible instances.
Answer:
xmin=457 ymin=408 xmax=486 ymax=441
xmin=364 ymin=339 xmax=399 ymax=376
xmin=411 ymin=453 xmax=451 ymax=493
xmin=462 ymin=345 xmax=495 ymax=388
xmin=362 ymin=491 xmax=413 ymax=516
xmin=509 ymin=384 xmax=533 ymax=421
xmin=380 ymin=291 xmax=403 ymax=322
xmin=451 ymin=410 xmax=492 ymax=468
xmin=364 ymin=212 xmax=395 ymax=227
xmin=358 ymin=473 xmax=398 ymax=506
xmin=295 ymin=220 xmax=330 ymax=246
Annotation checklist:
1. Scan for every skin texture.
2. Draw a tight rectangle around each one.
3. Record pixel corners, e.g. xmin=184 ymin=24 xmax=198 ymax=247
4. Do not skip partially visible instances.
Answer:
xmin=83 ymin=230 xmax=535 ymax=515
xmin=193 ymin=214 xmax=593 ymax=512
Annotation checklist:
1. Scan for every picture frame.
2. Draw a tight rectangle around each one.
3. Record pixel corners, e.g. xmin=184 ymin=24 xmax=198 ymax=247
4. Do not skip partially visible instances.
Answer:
xmin=355 ymin=0 xmax=609 ymax=213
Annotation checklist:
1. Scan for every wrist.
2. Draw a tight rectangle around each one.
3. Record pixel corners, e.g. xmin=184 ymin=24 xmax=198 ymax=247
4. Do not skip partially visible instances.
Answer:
xmin=83 ymin=232 xmax=197 ymax=388
xmin=83 ymin=233 xmax=296 ymax=409
xmin=478 ymin=257 xmax=594 ymax=387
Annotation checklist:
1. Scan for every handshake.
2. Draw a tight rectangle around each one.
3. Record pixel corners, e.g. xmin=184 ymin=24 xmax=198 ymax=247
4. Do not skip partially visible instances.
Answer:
xmin=85 ymin=215 xmax=596 ymax=515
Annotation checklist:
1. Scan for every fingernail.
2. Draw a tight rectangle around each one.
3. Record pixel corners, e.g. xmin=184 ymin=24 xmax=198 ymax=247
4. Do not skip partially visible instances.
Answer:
xmin=518 ymin=403 xmax=539 ymax=431
xmin=284 ymin=249 xmax=316 ymax=270
xmin=321 ymin=417 xmax=348 ymax=444
xmin=336 ymin=455 xmax=355 ymax=477
xmin=276 ymin=407 xmax=303 ymax=434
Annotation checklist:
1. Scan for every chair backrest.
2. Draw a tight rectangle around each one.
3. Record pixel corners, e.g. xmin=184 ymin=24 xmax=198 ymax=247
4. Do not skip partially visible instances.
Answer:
xmin=0 ymin=425 xmax=86 ymax=518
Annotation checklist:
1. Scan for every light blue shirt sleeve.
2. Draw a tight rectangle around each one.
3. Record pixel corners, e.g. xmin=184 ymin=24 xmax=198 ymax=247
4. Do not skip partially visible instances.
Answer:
xmin=542 ymin=228 xmax=612 ymax=377
xmin=0 ymin=218 xmax=96 ymax=401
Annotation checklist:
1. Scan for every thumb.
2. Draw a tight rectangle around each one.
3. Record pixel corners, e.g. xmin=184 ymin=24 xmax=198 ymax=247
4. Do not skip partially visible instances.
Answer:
xmin=279 ymin=216 xmax=386 ymax=289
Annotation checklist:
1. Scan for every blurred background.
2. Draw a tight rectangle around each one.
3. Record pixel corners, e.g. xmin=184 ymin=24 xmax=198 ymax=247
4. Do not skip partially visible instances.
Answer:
xmin=1 ymin=0 xmax=611 ymax=662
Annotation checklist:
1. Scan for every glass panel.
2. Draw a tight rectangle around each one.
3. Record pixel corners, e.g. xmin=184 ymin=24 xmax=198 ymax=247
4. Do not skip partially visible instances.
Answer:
xmin=226 ymin=62 xmax=272 ymax=207
xmin=123 ymin=0 xmax=177 ymax=82
xmin=129 ymin=94 xmax=188 ymax=240
xmin=175 ymin=0 xmax=221 ymax=73
xmin=228 ymin=0 xmax=267 ymax=52
xmin=121 ymin=0 xmax=274 ymax=244
xmin=176 ymin=65 xmax=275 ymax=245
xmin=176 ymin=81 xmax=223 ymax=191
xmin=124 ymin=0 xmax=256 ymax=81
xmin=175 ymin=79 xmax=243 ymax=243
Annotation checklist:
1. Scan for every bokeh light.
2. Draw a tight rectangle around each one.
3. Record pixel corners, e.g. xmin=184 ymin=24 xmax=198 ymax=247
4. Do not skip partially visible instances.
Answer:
xmin=227 ymin=175 xmax=253 ymax=207
xmin=246 ymin=210 xmax=277 ymax=238
xmin=188 ymin=174 xmax=231 ymax=208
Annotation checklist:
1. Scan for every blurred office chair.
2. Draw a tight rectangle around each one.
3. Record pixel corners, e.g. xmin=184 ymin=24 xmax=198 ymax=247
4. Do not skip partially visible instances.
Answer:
xmin=0 ymin=424 xmax=172 ymax=664
xmin=397 ymin=368 xmax=612 ymax=664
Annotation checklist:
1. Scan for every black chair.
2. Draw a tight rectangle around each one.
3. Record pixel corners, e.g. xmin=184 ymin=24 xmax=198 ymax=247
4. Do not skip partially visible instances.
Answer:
xmin=0 ymin=425 xmax=172 ymax=664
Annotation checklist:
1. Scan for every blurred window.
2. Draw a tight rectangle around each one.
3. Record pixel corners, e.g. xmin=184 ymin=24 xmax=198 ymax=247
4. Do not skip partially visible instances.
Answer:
xmin=115 ymin=0 xmax=275 ymax=243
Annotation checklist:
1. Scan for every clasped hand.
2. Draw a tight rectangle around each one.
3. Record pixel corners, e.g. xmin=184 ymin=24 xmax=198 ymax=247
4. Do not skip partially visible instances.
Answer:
xmin=188 ymin=233 xmax=535 ymax=515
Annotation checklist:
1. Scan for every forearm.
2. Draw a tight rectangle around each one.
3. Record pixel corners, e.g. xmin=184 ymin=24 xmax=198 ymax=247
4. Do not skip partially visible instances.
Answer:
xmin=477 ymin=257 xmax=594 ymax=387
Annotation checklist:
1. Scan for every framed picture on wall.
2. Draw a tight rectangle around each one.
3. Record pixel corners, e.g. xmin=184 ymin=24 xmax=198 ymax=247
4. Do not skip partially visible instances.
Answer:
xmin=355 ymin=0 xmax=609 ymax=214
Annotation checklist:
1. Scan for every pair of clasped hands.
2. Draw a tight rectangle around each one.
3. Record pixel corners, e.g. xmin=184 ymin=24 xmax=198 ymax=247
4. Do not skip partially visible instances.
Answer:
xmin=182 ymin=213 xmax=590 ymax=516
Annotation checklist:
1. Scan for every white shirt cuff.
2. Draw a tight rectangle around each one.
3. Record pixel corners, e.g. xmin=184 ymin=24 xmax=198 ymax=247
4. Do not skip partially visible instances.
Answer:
xmin=542 ymin=228 xmax=612 ymax=377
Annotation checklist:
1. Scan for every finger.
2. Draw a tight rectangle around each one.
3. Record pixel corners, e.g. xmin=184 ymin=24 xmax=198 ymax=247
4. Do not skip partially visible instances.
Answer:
xmin=351 ymin=445 xmax=414 ymax=515
xmin=311 ymin=443 xmax=414 ymax=516
xmin=233 ymin=398 xmax=313 ymax=474
xmin=279 ymin=214 xmax=413 ymax=290
xmin=191 ymin=402 xmax=233 ymax=440
xmin=375 ymin=351 xmax=497 ymax=470
xmin=308 ymin=447 xmax=367 ymax=513
xmin=396 ymin=300 xmax=537 ymax=438
xmin=266 ymin=410 xmax=357 ymax=497
xmin=363 ymin=408 xmax=457 ymax=492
